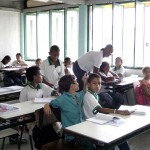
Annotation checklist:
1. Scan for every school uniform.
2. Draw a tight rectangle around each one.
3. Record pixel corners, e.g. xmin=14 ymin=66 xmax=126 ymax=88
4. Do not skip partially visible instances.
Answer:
xmin=40 ymin=57 xmax=65 ymax=88
xmin=0 ymin=61 xmax=7 ymax=68
xmin=112 ymin=66 xmax=125 ymax=77
xmin=73 ymin=51 xmax=103 ymax=91
xmin=11 ymin=60 xmax=27 ymax=66
xmin=19 ymin=83 xmax=54 ymax=102
xmin=50 ymin=91 xmax=84 ymax=142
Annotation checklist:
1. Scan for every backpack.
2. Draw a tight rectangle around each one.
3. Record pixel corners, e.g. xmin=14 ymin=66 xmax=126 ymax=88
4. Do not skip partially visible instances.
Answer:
xmin=32 ymin=108 xmax=60 ymax=150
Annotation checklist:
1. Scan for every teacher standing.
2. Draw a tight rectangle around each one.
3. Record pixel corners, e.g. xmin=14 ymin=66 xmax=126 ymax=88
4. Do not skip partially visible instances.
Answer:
xmin=73 ymin=44 xmax=113 ymax=91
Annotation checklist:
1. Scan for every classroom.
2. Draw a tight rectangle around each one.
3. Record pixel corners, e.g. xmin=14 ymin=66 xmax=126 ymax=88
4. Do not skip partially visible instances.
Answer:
xmin=0 ymin=0 xmax=150 ymax=150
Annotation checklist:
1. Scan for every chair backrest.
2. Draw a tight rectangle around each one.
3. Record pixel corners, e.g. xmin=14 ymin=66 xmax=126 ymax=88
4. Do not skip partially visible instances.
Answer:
xmin=135 ymin=85 xmax=150 ymax=105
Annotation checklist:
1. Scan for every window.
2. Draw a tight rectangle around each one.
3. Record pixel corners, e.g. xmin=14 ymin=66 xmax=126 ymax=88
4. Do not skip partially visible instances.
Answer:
xmin=66 ymin=8 xmax=79 ymax=62
xmin=25 ymin=13 xmax=36 ymax=59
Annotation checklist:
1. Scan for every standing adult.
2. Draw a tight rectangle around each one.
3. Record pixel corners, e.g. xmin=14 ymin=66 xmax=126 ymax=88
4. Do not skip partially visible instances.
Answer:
xmin=40 ymin=45 xmax=65 ymax=88
xmin=73 ymin=44 xmax=113 ymax=91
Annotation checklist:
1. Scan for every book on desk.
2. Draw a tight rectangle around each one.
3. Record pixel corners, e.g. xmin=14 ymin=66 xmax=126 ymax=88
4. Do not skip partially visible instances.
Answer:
xmin=0 ymin=103 xmax=19 ymax=113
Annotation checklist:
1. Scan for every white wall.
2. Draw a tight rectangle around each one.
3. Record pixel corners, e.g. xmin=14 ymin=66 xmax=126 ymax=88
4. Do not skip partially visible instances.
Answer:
xmin=0 ymin=10 xmax=20 ymax=63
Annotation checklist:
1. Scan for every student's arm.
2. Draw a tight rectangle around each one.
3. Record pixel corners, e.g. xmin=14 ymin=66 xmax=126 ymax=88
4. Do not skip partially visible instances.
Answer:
xmin=44 ymin=103 xmax=52 ymax=116
xmin=141 ymin=84 xmax=150 ymax=98
xmin=43 ymin=78 xmax=54 ymax=88
xmin=109 ymin=70 xmax=119 ymax=79
xmin=95 ymin=106 xmax=130 ymax=115
xmin=82 ymin=73 xmax=88 ymax=93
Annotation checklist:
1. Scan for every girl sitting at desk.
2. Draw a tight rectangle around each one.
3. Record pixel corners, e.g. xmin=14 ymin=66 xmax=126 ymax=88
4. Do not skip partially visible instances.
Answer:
xmin=83 ymin=73 xmax=131 ymax=150
xmin=99 ymin=61 xmax=124 ymax=109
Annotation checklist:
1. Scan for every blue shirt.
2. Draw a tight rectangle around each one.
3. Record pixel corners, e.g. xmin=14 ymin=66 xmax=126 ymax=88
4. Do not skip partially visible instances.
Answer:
xmin=50 ymin=91 xmax=85 ymax=142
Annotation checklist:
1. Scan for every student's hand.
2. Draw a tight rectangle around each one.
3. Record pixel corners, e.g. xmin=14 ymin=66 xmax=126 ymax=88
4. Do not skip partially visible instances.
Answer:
xmin=82 ymin=73 xmax=88 ymax=84
xmin=51 ymin=90 xmax=60 ymax=96
xmin=44 ymin=104 xmax=52 ymax=116
xmin=119 ymin=110 xmax=130 ymax=115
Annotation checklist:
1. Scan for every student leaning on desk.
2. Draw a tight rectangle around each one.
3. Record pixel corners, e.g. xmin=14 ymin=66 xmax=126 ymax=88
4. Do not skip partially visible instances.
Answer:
xmin=44 ymin=74 xmax=94 ymax=150
xmin=83 ymin=73 xmax=131 ymax=150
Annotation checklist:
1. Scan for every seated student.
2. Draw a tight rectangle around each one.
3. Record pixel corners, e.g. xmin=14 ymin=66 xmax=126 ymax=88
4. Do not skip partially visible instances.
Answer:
xmin=112 ymin=57 xmax=125 ymax=77
xmin=139 ymin=67 xmax=150 ymax=100
xmin=44 ymin=74 xmax=94 ymax=150
xmin=19 ymin=66 xmax=58 ymax=102
xmin=64 ymin=57 xmax=73 ymax=75
xmin=40 ymin=45 xmax=65 ymax=88
xmin=83 ymin=73 xmax=131 ymax=150
xmin=35 ymin=58 xmax=42 ymax=67
xmin=0 ymin=55 xmax=11 ymax=78
xmin=99 ymin=61 xmax=124 ymax=109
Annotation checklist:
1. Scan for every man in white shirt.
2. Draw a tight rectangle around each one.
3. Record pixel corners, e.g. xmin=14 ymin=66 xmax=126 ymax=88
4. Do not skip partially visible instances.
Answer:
xmin=73 ymin=44 xmax=113 ymax=91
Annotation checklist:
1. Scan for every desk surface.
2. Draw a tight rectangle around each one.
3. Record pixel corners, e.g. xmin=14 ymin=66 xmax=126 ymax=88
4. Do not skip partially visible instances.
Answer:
xmin=64 ymin=105 xmax=150 ymax=144
xmin=0 ymin=100 xmax=44 ymax=119
xmin=0 ymin=86 xmax=24 ymax=95
xmin=0 ymin=67 xmax=27 ymax=72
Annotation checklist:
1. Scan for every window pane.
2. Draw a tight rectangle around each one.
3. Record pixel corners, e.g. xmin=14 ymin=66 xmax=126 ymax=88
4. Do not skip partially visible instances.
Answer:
xmin=52 ymin=10 xmax=64 ymax=61
xmin=144 ymin=6 xmax=150 ymax=66
xmin=89 ymin=6 xmax=93 ymax=51
xmin=113 ymin=4 xmax=123 ymax=65
xmin=122 ymin=3 xmax=135 ymax=67
xmin=25 ymin=13 xmax=37 ymax=59
xmin=92 ymin=5 xmax=112 ymax=51
xmin=66 ymin=8 xmax=79 ymax=62
xmin=135 ymin=2 xmax=144 ymax=67
xmin=37 ymin=12 xmax=49 ymax=60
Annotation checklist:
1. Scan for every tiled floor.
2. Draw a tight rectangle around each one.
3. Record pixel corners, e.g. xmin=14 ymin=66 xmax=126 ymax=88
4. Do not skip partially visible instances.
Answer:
xmin=0 ymin=130 xmax=150 ymax=150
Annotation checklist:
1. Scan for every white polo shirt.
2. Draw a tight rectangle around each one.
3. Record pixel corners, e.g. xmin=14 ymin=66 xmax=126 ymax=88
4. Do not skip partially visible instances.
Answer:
xmin=112 ymin=66 xmax=125 ymax=76
xmin=19 ymin=83 xmax=54 ymax=102
xmin=77 ymin=51 xmax=103 ymax=72
xmin=83 ymin=91 xmax=101 ymax=119
xmin=0 ymin=62 xmax=6 ymax=68
xmin=40 ymin=58 xmax=65 ymax=88
xmin=11 ymin=60 xmax=27 ymax=66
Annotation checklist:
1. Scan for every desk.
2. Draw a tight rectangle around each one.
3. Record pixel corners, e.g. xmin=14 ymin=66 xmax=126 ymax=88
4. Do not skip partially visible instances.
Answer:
xmin=102 ymin=77 xmax=142 ymax=105
xmin=64 ymin=105 xmax=150 ymax=150
xmin=0 ymin=86 xmax=24 ymax=102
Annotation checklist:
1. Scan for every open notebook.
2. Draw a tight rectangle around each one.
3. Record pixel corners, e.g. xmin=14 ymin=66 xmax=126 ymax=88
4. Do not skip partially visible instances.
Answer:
xmin=34 ymin=97 xmax=56 ymax=103
xmin=87 ymin=113 xmax=120 ymax=125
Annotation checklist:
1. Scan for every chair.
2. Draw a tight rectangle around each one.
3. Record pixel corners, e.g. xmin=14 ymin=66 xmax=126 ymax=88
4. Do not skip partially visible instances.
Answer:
xmin=0 ymin=128 xmax=19 ymax=150
xmin=135 ymin=85 xmax=150 ymax=105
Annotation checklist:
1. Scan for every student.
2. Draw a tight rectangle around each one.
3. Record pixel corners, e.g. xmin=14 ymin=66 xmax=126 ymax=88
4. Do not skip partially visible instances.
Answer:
xmin=112 ymin=57 xmax=125 ymax=77
xmin=19 ymin=66 xmax=58 ymax=102
xmin=73 ymin=44 xmax=113 ymax=91
xmin=64 ymin=57 xmax=73 ymax=75
xmin=11 ymin=53 xmax=28 ymax=67
xmin=40 ymin=45 xmax=65 ymax=88
xmin=0 ymin=55 xmax=11 ymax=68
xmin=99 ymin=62 xmax=124 ymax=109
xmin=83 ymin=73 xmax=131 ymax=150
xmin=44 ymin=74 xmax=93 ymax=150
xmin=139 ymin=66 xmax=150 ymax=99
xmin=35 ymin=58 xmax=42 ymax=67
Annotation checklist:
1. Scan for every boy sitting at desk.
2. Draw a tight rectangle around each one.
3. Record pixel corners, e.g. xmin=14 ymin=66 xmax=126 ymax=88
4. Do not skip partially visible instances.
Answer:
xmin=44 ymin=74 xmax=94 ymax=150
xmin=83 ymin=73 xmax=131 ymax=150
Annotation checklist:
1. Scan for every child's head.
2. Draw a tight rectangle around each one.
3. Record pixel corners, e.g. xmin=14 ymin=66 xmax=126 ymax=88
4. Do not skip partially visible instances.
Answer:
xmin=35 ymin=58 xmax=42 ymax=67
xmin=26 ymin=66 xmax=43 ymax=83
xmin=100 ymin=61 xmax=110 ymax=73
xmin=49 ymin=45 xmax=60 ymax=62
xmin=115 ymin=57 xmax=123 ymax=67
xmin=58 ymin=75 xmax=78 ymax=94
xmin=103 ymin=44 xmax=113 ymax=57
xmin=64 ymin=57 xmax=72 ymax=67
xmin=142 ymin=66 xmax=150 ymax=79
xmin=87 ymin=73 xmax=101 ymax=93
xmin=16 ymin=53 xmax=22 ymax=61
xmin=2 ymin=55 xmax=11 ymax=65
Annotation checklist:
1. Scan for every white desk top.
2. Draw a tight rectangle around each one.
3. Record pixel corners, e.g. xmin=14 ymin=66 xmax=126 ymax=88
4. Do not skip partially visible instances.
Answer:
xmin=64 ymin=105 xmax=150 ymax=144
xmin=0 ymin=100 xmax=44 ymax=119
xmin=0 ymin=86 xmax=24 ymax=95
xmin=0 ymin=67 xmax=26 ymax=72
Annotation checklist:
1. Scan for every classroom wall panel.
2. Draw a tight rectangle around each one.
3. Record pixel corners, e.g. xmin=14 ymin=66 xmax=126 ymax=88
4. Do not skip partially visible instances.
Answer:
xmin=0 ymin=10 xmax=20 ymax=63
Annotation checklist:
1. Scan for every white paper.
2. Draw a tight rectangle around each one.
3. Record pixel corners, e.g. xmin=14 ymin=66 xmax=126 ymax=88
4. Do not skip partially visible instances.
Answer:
xmin=0 ymin=103 xmax=19 ymax=113
xmin=6 ymin=86 xmax=24 ymax=91
xmin=34 ymin=97 xmax=55 ymax=103
xmin=87 ymin=113 xmax=120 ymax=125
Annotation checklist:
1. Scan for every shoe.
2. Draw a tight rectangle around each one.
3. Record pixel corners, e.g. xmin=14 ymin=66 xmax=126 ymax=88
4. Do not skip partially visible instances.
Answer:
xmin=9 ymin=137 xmax=27 ymax=144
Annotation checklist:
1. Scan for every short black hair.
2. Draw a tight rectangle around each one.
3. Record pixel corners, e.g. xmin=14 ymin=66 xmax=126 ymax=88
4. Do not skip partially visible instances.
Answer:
xmin=16 ymin=53 xmax=22 ymax=57
xmin=2 ymin=55 xmax=11 ymax=63
xmin=87 ymin=73 xmax=100 ymax=83
xmin=35 ymin=58 xmax=42 ymax=63
xmin=26 ymin=66 xmax=40 ymax=82
xmin=50 ymin=45 xmax=60 ymax=53
xmin=100 ymin=61 xmax=109 ymax=72
xmin=58 ymin=75 xmax=76 ymax=94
